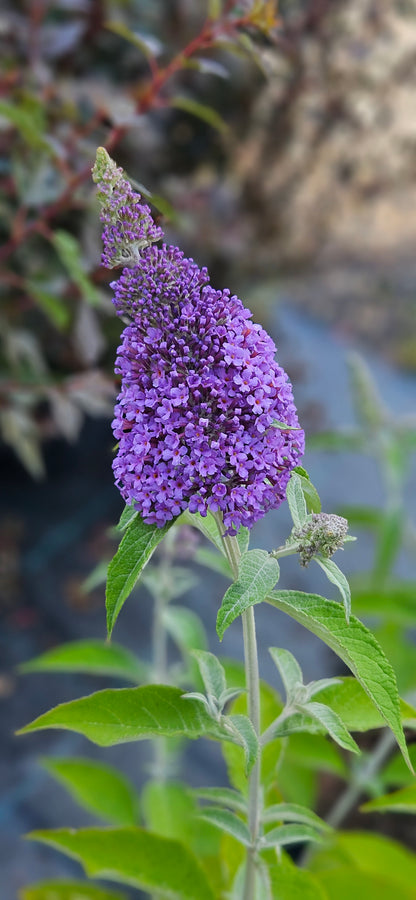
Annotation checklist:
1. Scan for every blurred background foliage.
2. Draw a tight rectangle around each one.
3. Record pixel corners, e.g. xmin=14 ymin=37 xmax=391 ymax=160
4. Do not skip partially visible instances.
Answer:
xmin=2 ymin=0 xmax=416 ymax=477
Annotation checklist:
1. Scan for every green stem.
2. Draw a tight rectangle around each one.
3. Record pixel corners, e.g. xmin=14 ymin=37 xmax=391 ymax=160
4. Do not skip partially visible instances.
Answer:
xmin=215 ymin=515 xmax=261 ymax=898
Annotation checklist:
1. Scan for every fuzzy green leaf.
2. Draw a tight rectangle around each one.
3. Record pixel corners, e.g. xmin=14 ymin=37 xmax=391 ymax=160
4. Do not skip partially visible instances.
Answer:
xmin=192 ymin=650 xmax=226 ymax=701
xmin=106 ymin=515 xmax=174 ymax=635
xmin=260 ymin=823 xmax=325 ymax=850
xmin=19 ymin=640 xmax=145 ymax=683
xmin=314 ymin=556 xmax=351 ymax=621
xmin=18 ymin=685 xmax=218 ymax=745
xmin=286 ymin=473 xmax=308 ymax=528
xmin=269 ymin=647 xmax=303 ymax=699
xmin=261 ymin=802 xmax=331 ymax=832
xmin=198 ymin=807 xmax=250 ymax=846
xmin=301 ymin=702 xmax=359 ymax=753
xmin=267 ymin=591 xmax=411 ymax=768
xmin=217 ymin=550 xmax=280 ymax=639
xmin=178 ymin=510 xmax=223 ymax=552
xmin=194 ymin=787 xmax=247 ymax=815
xmin=27 ymin=828 xmax=214 ymax=900
xmin=227 ymin=714 xmax=259 ymax=775
xmin=41 ymin=757 xmax=139 ymax=826
xmin=315 ymin=677 xmax=416 ymax=732
xmin=294 ymin=467 xmax=322 ymax=514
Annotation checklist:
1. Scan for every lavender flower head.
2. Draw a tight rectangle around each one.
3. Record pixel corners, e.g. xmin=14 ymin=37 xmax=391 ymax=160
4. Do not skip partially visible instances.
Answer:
xmin=93 ymin=149 xmax=304 ymax=534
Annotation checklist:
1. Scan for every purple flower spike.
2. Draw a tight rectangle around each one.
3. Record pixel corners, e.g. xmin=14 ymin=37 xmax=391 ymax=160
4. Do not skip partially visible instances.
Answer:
xmin=94 ymin=150 xmax=305 ymax=534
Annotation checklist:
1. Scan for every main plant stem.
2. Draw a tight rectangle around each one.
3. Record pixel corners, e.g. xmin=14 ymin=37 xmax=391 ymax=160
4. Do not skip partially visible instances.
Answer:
xmin=216 ymin=517 xmax=261 ymax=898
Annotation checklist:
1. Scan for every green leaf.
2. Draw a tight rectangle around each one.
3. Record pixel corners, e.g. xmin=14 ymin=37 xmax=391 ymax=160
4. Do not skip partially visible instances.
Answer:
xmin=285 ymin=732 xmax=347 ymax=777
xmin=294 ymin=467 xmax=322 ymax=514
xmin=269 ymin=647 xmax=303 ymax=699
xmin=217 ymin=550 xmax=280 ymax=639
xmin=311 ymin=831 xmax=416 ymax=898
xmin=163 ymin=605 xmax=207 ymax=655
xmin=301 ymin=702 xmax=359 ymax=753
xmin=141 ymin=780 xmax=194 ymax=840
xmin=286 ymin=473 xmax=308 ymax=528
xmin=315 ymin=676 xmax=416 ymax=732
xmin=192 ymin=650 xmax=226 ymax=701
xmin=260 ymin=823 xmax=325 ymax=850
xmin=27 ymin=828 xmax=214 ymax=900
xmin=267 ymin=591 xmax=411 ymax=768
xmin=170 ymin=96 xmax=229 ymax=133
xmin=198 ymin=807 xmax=250 ymax=846
xmin=28 ymin=283 xmax=71 ymax=331
xmin=314 ymin=867 xmax=415 ymax=900
xmin=19 ymin=640 xmax=145 ymax=683
xmin=262 ymin=803 xmax=331 ymax=832
xmin=381 ymin=745 xmax=416 ymax=788
xmin=19 ymin=883 xmax=126 ymax=900
xmin=226 ymin=714 xmax=259 ymax=775
xmin=52 ymin=232 xmax=101 ymax=306
xmin=266 ymin=855 xmax=328 ymax=900
xmin=195 ymin=546 xmax=232 ymax=578
xmin=117 ymin=504 xmax=138 ymax=532
xmin=18 ymin=685 xmax=218 ymax=745
xmin=194 ymin=787 xmax=247 ymax=815
xmin=361 ymin=784 xmax=416 ymax=814
xmin=178 ymin=510 xmax=223 ymax=552
xmin=314 ymin=556 xmax=351 ymax=621
xmin=106 ymin=515 xmax=174 ymax=635
xmin=41 ymin=757 xmax=139 ymax=826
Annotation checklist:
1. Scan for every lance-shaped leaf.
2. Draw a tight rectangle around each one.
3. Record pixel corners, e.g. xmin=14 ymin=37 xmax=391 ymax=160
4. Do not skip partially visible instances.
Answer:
xmin=198 ymin=807 xmax=250 ymax=846
xmin=18 ymin=685 xmax=219 ymax=746
xmin=269 ymin=647 xmax=303 ymax=700
xmin=286 ymin=472 xmax=308 ymax=528
xmin=300 ymin=702 xmax=359 ymax=753
xmin=194 ymin=787 xmax=247 ymax=815
xmin=41 ymin=757 xmax=139 ymax=826
xmin=261 ymin=802 xmax=331 ymax=832
xmin=294 ymin=466 xmax=322 ymax=513
xmin=27 ymin=828 xmax=214 ymax=900
xmin=267 ymin=591 xmax=411 ymax=768
xmin=19 ymin=639 xmax=145 ymax=683
xmin=260 ymin=823 xmax=325 ymax=850
xmin=314 ymin=556 xmax=351 ymax=622
xmin=361 ymin=785 xmax=416 ymax=815
xmin=217 ymin=550 xmax=280 ymax=639
xmin=314 ymin=677 xmax=416 ymax=732
xmin=178 ymin=510 xmax=224 ymax=552
xmin=192 ymin=650 xmax=226 ymax=702
xmin=117 ymin=504 xmax=138 ymax=532
xmin=226 ymin=714 xmax=259 ymax=775
xmin=20 ymin=883 xmax=126 ymax=900
xmin=106 ymin=515 xmax=174 ymax=635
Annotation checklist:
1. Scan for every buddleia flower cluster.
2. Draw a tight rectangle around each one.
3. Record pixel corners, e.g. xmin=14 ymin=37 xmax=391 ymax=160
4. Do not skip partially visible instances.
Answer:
xmin=93 ymin=149 xmax=305 ymax=534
